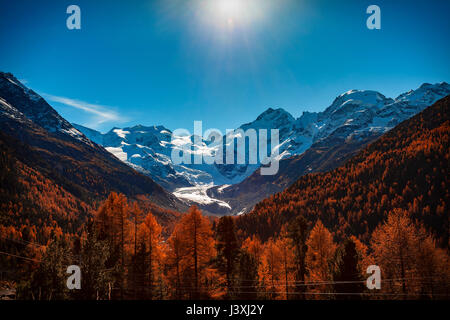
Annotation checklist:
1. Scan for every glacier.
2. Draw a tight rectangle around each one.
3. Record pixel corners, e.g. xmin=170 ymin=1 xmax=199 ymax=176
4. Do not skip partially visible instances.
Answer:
xmin=70 ymin=82 xmax=450 ymax=211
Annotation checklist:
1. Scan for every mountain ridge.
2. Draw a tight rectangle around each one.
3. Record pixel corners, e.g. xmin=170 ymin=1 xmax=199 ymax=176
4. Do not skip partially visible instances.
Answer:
xmin=72 ymin=81 xmax=450 ymax=214
xmin=0 ymin=72 xmax=187 ymax=215
xmin=3 ymin=71 xmax=448 ymax=215
xmin=235 ymin=95 xmax=450 ymax=245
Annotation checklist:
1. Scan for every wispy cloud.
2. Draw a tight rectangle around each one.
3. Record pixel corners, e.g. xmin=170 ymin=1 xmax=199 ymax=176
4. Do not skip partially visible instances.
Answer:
xmin=43 ymin=93 xmax=125 ymax=126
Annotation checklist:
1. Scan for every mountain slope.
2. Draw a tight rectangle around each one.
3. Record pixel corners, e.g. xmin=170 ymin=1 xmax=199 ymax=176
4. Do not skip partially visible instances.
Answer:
xmin=208 ymin=130 xmax=380 ymax=215
xmin=0 ymin=130 xmax=93 ymax=236
xmin=0 ymin=73 xmax=91 ymax=145
xmin=0 ymin=72 xmax=186 ymax=213
xmin=235 ymin=95 xmax=450 ymax=247
xmin=72 ymin=123 xmax=196 ymax=191
xmin=73 ymin=82 xmax=450 ymax=214
xmin=210 ymin=83 xmax=450 ymax=214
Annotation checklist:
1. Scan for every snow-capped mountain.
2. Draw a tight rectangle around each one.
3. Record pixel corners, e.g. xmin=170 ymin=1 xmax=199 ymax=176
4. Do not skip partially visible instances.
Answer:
xmin=0 ymin=72 xmax=92 ymax=146
xmin=209 ymin=83 xmax=450 ymax=183
xmin=72 ymin=123 xmax=236 ymax=191
xmin=4 ymin=69 xmax=447 ymax=215
xmin=208 ymin=83 xmax=450 ymax=215
xmin=73 ymin=81 xmax=449 ymax=213
xmin=0 ymin=72 xmax=185 ymax=211
xmin=274 ymin=83 xmax=450 ymax=157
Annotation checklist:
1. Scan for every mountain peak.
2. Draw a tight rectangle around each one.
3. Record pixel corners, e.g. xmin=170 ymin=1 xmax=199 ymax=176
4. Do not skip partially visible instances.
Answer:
xmin=128 ymin=124 xmax=171 ymax=133
xmin=255 ymin=107 xmax=295 ymax=122
xmin=0 ymin=71 xmax=92 ymax=145
xmin=0 ymin=72 xmax=14 ymax=78
xmin=419 ymin=82 xmax=432 ymax=89
xmin=394 ymin=82 xmax=450 ymax=107
xmin=0 ymin=72 xmax=42 ymax=102
xmin=337 ymin=89 xmax=386 ymax=101
xmin=325 ymin=89 xmax=387 ymax=115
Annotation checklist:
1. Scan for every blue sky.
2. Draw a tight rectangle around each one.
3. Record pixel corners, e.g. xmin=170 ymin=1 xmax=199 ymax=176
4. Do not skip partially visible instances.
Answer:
xmin=1 ymin=0 xmax=449 ymax=133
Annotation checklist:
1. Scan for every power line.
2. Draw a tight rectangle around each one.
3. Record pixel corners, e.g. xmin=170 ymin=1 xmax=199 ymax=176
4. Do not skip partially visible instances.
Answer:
xmin=0 ymin=251 xmax=41 ymax=263
xmin=0 ymin=235 xmax=80 ymax=261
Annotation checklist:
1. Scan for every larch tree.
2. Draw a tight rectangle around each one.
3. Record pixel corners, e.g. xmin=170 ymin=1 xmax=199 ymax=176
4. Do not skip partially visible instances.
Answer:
xmin=371 ymin=209 xmax=450 ymax=298
xmin=76 ymin=219 xmax=111 ymax=300
xmin=129 ymin=202 xmax=144 ymax=298
xmin=371 ymin=209 xmax=420 ymax=297
xmin=94 ymin=192 xmax=130 ymax=299
xmin=24 ymin=239 xmax=71 ymax=300
xmin=166 ymin=228 xmax=185 ymax=299
xmin=242 ymin=235 xmax=264 ymax=263
xmin=136 ymin=212 xmax=164 ymax=299
xmin=305 ymin=219 xmax=336 ymax=298
xmin=274 ymin=235 xmax=295 ymax=300
xmin=167 ymin=206 xmax=216 ymax=299
xmin=259 ymin=238 xmax=283 ymax=299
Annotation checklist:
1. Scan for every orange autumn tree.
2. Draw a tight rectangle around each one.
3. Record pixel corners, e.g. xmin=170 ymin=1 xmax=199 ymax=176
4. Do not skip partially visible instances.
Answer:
xmin=274 ymin=236 xmax=295 ymax=300
xmin=135 ymin=212 xmax=165 ymax=299
xmin=94 ymin=192 xmax=131 ymax=299
xmin=413 ymin=230 xmax=450 ymax=299
xmin=259 ymin=237 xmax=294 ymax=300
xmin=259 ymin=238 xmax=280 ymax=299
xmin=238 ymin=235 xmax=264 ymax=299
xmin=166 ymin=206 xmax=216 ymax=299
xmin=129 ymin=202 xmax=144 ymax=259
xmin=371 ymin=209 xmax=419 ymax=297
xmin=370 ymin=209 xmax=450 ymax=299
xmin=128 ymin=202 xmax=144 ymax=298
xmin=242 ymin=235 xmax=264 ymax=262
xmin=166 ymin=227 xmax=185 ymax=299
xmin=95 ymin=192 xmax=130 ymax=262
xmin=305 ymin=219 xmax=336 ymax=298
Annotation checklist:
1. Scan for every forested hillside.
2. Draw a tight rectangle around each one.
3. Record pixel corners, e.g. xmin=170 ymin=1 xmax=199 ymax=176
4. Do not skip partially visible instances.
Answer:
xmin=236 ymin=96 xmax=449 ymax=247
xmin=1 ymin=96 xmax=448 ymax=300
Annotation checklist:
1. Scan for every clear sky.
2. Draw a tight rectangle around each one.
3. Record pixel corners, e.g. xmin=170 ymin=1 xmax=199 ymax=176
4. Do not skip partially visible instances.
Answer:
xmin=1 ymin=0 xmax=449 ymax=132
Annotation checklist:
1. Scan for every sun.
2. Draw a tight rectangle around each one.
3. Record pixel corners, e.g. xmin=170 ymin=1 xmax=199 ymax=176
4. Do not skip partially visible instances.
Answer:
xmin=196 ymin=0 xmax=273 ymax=31
xmin=200 ymin=0 xmax=256 ymax=29
xmin=217 ymin=0 xmax=243 ymax=21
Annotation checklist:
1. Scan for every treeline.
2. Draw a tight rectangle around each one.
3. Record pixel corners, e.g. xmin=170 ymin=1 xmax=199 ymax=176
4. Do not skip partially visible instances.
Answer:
xmin=235 ymin=95 xmax=449 ymax=246
xmin=2 ymin=98 xmax=449 ymax=300
xmin=0 ymin=133 xmax=179 ymax=289
xmin=9 ymin=192 xmax=450 ymax=300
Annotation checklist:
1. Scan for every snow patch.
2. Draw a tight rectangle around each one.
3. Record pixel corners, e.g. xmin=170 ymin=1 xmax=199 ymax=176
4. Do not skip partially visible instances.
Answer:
xmin=173 ymin=185 xmax=232 ymax=209
xmin=217 ymin=184 xmax=231 ymax=193
xmin=113 ymin=128 xmax=130 ymax=139
xmin=105 ymin=146 xmax=128 ymax=161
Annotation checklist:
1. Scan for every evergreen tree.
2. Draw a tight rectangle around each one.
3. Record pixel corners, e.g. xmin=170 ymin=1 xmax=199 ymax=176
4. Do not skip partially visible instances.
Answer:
xmin=76 ymin=220 xmax=112 ymax=300
xmin=287 ymin=215 xmax=308 ymax=299
xmin=333 ymin=238 xmax=364 ymax=300
xmin=215 ymin=216 xmax=239 ymax=298
xmin=20 ymin=239 xmax=70 ymax=300
xmin=235 ymin=250 xmax=259 ymax=300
